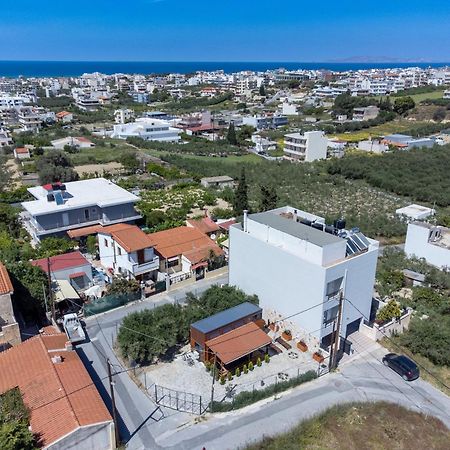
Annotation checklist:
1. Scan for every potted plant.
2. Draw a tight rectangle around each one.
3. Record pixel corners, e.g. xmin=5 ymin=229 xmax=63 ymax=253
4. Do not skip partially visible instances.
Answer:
xmin=297 ymin=340 xmax=308 ymax=352
xmin=256 ymin=357 xmax=262 ymax=367
xmin=248 ymin=361 xmax=254 ymax=371
xmin=243 ymin=363 xmax=248 ymax=374
xmin=313 ymin=351 xmax=324 ymax=363
xmin=282 ymin=329 xmax=292 ymax=341
xmin=264 ymin=354 xmax=270 ymax=364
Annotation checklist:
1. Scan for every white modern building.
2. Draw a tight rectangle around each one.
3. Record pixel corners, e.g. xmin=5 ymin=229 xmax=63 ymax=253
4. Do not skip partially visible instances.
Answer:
xmin=396 ymin=204 xmax=435 ymax=221
xmin=229 ymin=206 xmax=379 ymax=349
xmin=114 ymin=108 xmax=134 ymax=124
xmin=111 ymin=118 xmax=181 ymax=142
xmin=404 ymin=222 xmax=450 ymax=270
xmin=358 ymin=139 xmax=388 ymax=154
xmin=98 ymin=224 xmax=159 ymax=281
xmin=284 ymin=131 xmax=328 ymax=162
xmin=352 ymin=105 xmax=379 ymax=122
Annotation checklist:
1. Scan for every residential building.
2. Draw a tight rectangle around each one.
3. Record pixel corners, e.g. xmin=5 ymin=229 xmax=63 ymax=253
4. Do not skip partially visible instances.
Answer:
xmin=147 ymin=226 xmax=224 ymax=284
xmin=187 ymin=216 xmax=220 ymax=238
xmin=32 ymin=251 xmax=93 ymax=290
xmin=0 ymin=263 xmax=21 ymax=350
xmin=51 ymin=136 xmax=95 ymax=149
xmin=443 ymin=90 xmax=450 ymax=100
xmin=13 ymin=146 xmax=31 ymax=159
xmin=396 ymin=204 xmax=435 ymax=221
xmin=21 ymin=178 xmax=142 ymax=242
xmin=190 ymin=302 xmax=267 ymax=367
xmin=200 ymin=175 xmax=234 ymax=190
xmin=76 ymin=96 xmax=101 ymax=111
xmin=0 ymin=128 xmax=12 ymax=147
xmin=114 ymin=108 xmax=134 ymax=124
xmin=282 ymin=102 xmax=299 ymax=115
xmin=0 ymin=327 xmax=115 ymax=449
xmin=242 ymin=115 xmax=272 ymax=130
xmin=98 ymin=224 xmax=159 ymax=281
xmin=229 ymin=207 xmax=379 ymax=349
xmin=18 ymin=106 xmax=43 ymax=132
xmin=352 ymin=105 xmax=379 ymax=121
xmin=383 ymin=134 xmax=435 ymax=149
xmin=358 ymin=139 xmax=388 ymax=154
xmin=111 ymin=118 xmax=181 ymax=142
xmin=55 ymin=111 xmax=74 ymax=123
xmin=284 ymin=131 xmax=328 ymax=162
xmin=405 ymin=222 xmax=450 ymax=270
xmin=251 ymin=134 xmax=277 ymax=154
xmin=327 ymin=139 xmax=346 ymax=158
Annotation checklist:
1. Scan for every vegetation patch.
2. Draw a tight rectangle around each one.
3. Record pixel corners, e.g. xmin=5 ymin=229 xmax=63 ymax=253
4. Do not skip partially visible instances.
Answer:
xmin=245 ymin=401 xmax=450 ymax=450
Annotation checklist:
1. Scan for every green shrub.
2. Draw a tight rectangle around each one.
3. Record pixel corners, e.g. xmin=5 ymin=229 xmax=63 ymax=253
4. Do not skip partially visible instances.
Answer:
xmin=376 ymin=300 xmax=401 ymax=324
xmin=205 ymin=361 xmax=211 ymax=372
xmin=211 ymin=370 xmax=318 ymax=411
xmin=243 ymin=364 xmax=248 ymax=374
xmin=235 ymin=367 xmax=241 ymax=377
xmin=220 ymin=375 xmax=226 ymax=385
xmin=256 ymin=357 xmax=262 ymax=367
xmin=227 ymin=372 xmax=233 ymax=382
xmin=264 ymin=354 xmax=270 ymax=364
xmin=249 ymin=361 xmax=254 ymax=371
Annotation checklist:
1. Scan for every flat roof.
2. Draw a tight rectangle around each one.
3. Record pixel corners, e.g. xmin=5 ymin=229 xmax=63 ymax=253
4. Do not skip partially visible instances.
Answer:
xmin=201 ymin=175 xmax=234 ymax=183
xmin=249 ymin=211 xmax=342 ymax=247
xmin=22 ymin=178 xmax=140 ymax=216
xmin=396 ymin=204 xmax=435 ymax=216
xmin=205 ymin=322 xmax=272 ymax=365
xmin=191 ymin=302 xmax=261 ymax=335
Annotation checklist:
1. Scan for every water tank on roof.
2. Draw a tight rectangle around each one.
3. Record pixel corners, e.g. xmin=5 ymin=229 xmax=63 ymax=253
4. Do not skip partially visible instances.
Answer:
xmin=300 ymin=218 xmax=312 ymax=227
xmin=312 ymin=222 xmax=324 ymax=231
xmin=334 ymin=218 xmax=346 ymax=230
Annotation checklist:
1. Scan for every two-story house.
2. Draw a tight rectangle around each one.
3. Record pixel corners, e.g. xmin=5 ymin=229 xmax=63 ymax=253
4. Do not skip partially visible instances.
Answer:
xmin=98 ymin=224 xmax=159 ymax=282
xmin=21 ymin=178 xmax=142 ymax=243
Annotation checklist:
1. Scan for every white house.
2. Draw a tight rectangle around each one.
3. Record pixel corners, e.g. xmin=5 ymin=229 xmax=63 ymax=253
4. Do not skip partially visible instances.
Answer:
xmin=114 ymin=108 xmax=134 ymax=124
xmin=51 ymin=136 xmax=95 ymax=149
xmin=229 ymin=207 xmax=379 ymax=349
xmin=98 ymin=224 xmax=159 ymax=282
xmin=327 ymin=139 xmax=345 ymax=158
xmin=13 ymin=147 xmax=31 ymax=159
xmin=404 ymin=222 xmax=450 ymax=270
xmin=111 ymin=118 xmax=181 ymax=142
xmin=55 ymin=111 xmax=74 ymax=123
xmin=358 ymin=139 xmax=388 ymax=154
xmin=352 ymin=105 xmax=379 ymax=122
xmin=396 ymin=204 xmax=435 ymax=221
xmin=284 ymin=131 xmax=328 ymax=162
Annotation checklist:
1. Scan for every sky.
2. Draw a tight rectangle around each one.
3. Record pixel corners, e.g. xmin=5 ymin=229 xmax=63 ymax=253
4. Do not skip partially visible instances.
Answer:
xmin=1 ymin=0 xmax=449 ymax=61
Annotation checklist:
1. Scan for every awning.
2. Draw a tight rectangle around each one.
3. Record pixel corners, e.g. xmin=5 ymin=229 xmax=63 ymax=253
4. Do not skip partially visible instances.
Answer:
xmin=67 ymin=225 xmax=103 ymax=238
xmin=69 ymin=271 xmax=86 ymax=279
xmin=53 ymin=279 xmax=80 ymax=303
xmin=191 ymin=261 xmax=208 ymax=270
xmin=205 ymin=322 xmax=272 ymax=365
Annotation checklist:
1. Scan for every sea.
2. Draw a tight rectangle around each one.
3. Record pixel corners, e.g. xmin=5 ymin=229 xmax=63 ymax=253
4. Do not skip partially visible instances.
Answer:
xmin=0 ymin=61 xmax=449 ymax=78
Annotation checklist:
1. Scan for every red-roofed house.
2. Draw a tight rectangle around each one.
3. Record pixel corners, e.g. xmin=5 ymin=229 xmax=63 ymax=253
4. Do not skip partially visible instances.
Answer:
xmin=0 ymin=328 xmax=115 ymax=449
xmin=13 ymin=146 xmax=31 ymax=159
xmin=55 ymin=111 xmax=74 ymax=123
xmin=147 ymin=226 xmax=224 ymax=283
xmin=0 ymin=262 xmax=21 ymax=350
xmin=32 ymin=251 xmax=93 ymax=290
xmin=186 ymin=216 xmax=220 ymax=237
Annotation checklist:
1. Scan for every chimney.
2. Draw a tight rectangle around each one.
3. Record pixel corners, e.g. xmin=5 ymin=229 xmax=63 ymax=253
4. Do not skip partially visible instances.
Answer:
xmin=65 ymin=341 xmax=73 ymax=352
xmin=243 ymin=210 xmax=248 ymax=232
xmin=51 ymin=355 xmax=63 ymax=364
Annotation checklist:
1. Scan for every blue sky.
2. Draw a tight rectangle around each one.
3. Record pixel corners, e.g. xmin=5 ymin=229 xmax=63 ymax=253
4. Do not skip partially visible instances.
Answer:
xmin=1 ymin=0 xmax=449 ymax=61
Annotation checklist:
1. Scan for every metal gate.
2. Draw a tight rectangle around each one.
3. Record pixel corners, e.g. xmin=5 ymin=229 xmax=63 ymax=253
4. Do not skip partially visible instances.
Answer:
xmin=149 ymin=384 xmax=206 ymax=415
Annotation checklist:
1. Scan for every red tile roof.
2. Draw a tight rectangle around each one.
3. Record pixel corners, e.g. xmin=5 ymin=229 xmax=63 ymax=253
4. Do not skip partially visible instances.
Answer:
xmin=218 ymin=219 xmax=236 ymax=231
xmin=0 ymin=262 xmax=13 ymax=295
xmin=99 ymin=224 xmax=152 ymax=253
xmin=147 ymin=226 xmax=223 ymax=264
xmin=186 ymin=217 xmax=220 ymax=235
xmin=205 ymin=322 xmax=272 ymax=365
xmin=0 ymin=330 xmax=112 ymax=448
xmin=15 ymin=147 xmax=29 ymax=154
xmin=32 ymin=251 xmax=90 ymax=274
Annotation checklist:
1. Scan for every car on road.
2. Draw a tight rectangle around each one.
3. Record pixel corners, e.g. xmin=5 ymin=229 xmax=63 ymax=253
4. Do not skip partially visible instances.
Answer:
xmin=382 ymin=353 xmax=420 ymax=381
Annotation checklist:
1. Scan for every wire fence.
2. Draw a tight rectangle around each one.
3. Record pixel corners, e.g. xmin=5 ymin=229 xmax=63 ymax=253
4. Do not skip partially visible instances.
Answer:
xmin=148 ymin=384 xmax=207 ymax=415
xmin=83 ymin=291 xmax=141 ymax=316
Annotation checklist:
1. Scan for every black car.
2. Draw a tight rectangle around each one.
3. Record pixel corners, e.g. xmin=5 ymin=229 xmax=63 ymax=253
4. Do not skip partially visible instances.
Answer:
xmin=382 ymin=353 xmax=420 ymax=381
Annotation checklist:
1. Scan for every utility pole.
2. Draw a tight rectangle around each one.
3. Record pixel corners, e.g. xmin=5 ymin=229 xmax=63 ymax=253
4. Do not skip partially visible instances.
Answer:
xmin=209 ymin=353 xmax=217 ymax=413
xmin=107 ymin=359 xmax=120 ymax=448
xmin=328 ymin=318 xmax=337 ymax=372
xmin=331 ymin=290 xmax=344 ymax=370
xmin=47 ymin=257 xmax=55 ymax=321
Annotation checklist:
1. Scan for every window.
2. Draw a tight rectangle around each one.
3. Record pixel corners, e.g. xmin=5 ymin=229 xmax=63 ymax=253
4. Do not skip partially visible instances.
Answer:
xmin=117 ymin=247 xmax=122 ymax=255
xmin=326 ymin=277 xmax=343 ymax=298
xmin=167 ymin=257 xmax=178 ymax=268
xmin=104 ymin=239 xmax=108 ymax=247
xmin=323 ymin=305 xmax=339 ymax=325
xmin=84 ymin=209 xmax=90 ymax=220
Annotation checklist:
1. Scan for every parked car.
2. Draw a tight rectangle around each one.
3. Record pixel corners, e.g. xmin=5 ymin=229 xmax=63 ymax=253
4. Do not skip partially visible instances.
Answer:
xmin=382 ymin=353 xmax=420 ymax=381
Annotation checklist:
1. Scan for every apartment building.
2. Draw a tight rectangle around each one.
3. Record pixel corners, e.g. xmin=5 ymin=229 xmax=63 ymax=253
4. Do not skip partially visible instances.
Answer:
xmin=352 ymin=105 xmax=379 ymax=121
xmin=111 ymin=118 xmax=181 ymax=142
xmin=229 ymin=207 xmax=379 ymax=349
xmin=21 ymin=178 xmax=142 ymax=242
xmin=284 ymin=131 xmax=328 ymax=162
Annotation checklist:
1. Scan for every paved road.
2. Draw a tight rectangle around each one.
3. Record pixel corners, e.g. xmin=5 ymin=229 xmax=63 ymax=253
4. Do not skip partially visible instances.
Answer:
xmin=77 ymin=271 xmax=450 ymax=450
xmin=77 ymin=272 xmax=229 ymax=450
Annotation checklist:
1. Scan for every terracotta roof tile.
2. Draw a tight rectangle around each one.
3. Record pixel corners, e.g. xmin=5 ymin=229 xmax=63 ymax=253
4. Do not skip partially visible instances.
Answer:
xmin=0 ymin=262 xmax=13 ymax=294
xmin=99 ymin=224 xmax=152 ymax=253
xmin=186 ymin=217 xmax=220 ymax=235
xmin=147 ymin=226 xmax=223 ymax=262
xmin=0 ymin=333 xmax=112 ymax=447
xmin=32 ymin=251 xmax=90 ymax=274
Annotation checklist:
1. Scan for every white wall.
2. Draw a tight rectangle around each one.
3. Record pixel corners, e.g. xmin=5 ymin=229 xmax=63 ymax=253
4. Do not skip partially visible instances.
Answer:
xmin=305 ymin=131 xmax=327 ymax=162
xmin=405 ymin=223 xmax=450 ymax=269
xmin=229 ymin=224 xmax=378 ymax=341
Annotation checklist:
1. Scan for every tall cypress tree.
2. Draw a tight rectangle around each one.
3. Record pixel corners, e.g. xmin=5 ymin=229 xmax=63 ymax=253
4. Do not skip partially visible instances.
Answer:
xmin=259 ymin=184 xmax=278 ymax=212
xmin=227 ymin=122 xmax=237 ymax=145
xmin=233 ymin=168 xmax=249 ymax=215
xmin=259 ymin=84 xmax=266 ymax=96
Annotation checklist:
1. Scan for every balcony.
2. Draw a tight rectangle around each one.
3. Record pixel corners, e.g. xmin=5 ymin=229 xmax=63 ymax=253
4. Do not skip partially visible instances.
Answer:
xmin=131 ymin=256 xmax=160 ymax=276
